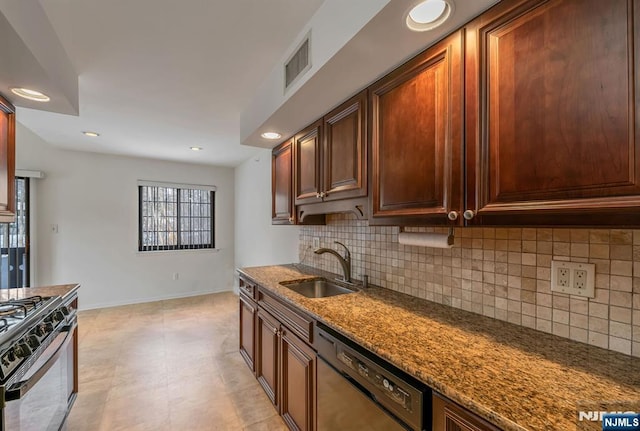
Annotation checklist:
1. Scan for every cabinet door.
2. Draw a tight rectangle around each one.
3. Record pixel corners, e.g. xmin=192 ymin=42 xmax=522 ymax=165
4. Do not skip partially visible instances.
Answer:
xmin=323 ymin=90 xmax=367 ymax=201
xmin=294 ymin=120 xmax=323 ymax=205
xmin=465 ymin=0 xmax=640 ymax=226
xmin=239 ymin=293 xmax=256 ymax=372
xmin=272 ymin=139 xmax=295 ymax=225
xmin=256 ymin=308 xmax=280 ymax=407
xmin=370 ymin=30 xmax=463 ymax=225
xmin=433 ymin=393 xmax=501 ymax=431
xmin=0 ymin=95 xmax=15 ymax=218
xmin=280 ymin=327 xmax=316 ymax=431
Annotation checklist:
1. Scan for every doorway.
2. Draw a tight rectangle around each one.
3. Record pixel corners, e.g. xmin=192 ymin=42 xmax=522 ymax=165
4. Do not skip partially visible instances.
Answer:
xmin=0 ymin=177 xmax=29 ymax=288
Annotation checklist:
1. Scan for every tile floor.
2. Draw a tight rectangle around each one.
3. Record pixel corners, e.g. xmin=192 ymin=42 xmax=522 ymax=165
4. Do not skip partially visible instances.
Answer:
xmin=65 ymin=292 xmax=286 ymax=431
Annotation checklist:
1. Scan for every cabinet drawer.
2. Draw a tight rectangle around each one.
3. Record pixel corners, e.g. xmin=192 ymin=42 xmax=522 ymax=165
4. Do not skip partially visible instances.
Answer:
xmin=258 ymin=288 xmax=314 ymax=344
xmin=239 ymin=276 xmax=257 ymax=301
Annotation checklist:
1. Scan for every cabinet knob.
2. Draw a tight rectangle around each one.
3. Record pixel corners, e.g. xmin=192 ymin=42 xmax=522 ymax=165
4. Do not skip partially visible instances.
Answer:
xmin=318 ymin=192 xmax=325 ymax=199
xmin=463 ymin=210 xmax=476 ymax=220
xmin=315 ymin=192 xmax=320 ymax=199
xmin=447 ymin=211 xmax=458 ymax=221
xmin=288 ymin=216 xmax=294 ymax=223
xmin=272 ymin=327 xmax=278 ymax=335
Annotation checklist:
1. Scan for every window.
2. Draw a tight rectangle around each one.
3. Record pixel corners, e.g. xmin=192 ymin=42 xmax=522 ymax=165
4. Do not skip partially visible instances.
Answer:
xmin=138 ymin=181 xmax=215 ymax=251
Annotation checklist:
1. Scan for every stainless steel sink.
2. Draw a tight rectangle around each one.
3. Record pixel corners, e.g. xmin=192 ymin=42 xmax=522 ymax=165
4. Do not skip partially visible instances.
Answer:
xmin=280 ymin=278 xmax=356 ymax=298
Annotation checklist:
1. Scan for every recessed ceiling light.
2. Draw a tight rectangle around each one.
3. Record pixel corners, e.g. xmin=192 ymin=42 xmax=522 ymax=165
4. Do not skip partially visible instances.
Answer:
xmin=82 ymin=131 xmax=100 ymax=137
xmin=261 ymin=132 xmax=282 ymax=140
xmin=406 ymin=0 xmax=453 ymax=32
xmin=190 ymin=146 xmax=203 ymax=151
xmin=10 ymin=87 xmax=50 ymax=102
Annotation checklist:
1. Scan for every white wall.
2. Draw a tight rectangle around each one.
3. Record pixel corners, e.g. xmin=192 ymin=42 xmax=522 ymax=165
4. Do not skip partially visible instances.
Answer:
xmin=234 ymin=148 xmax=299 ymax=290
xmin=16 ymin=123 xmax=235 ymax=310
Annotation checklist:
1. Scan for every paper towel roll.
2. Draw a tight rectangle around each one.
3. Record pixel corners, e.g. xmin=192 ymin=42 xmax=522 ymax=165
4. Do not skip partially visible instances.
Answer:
xmin=398 ymin=232 xmax=454 ymax=248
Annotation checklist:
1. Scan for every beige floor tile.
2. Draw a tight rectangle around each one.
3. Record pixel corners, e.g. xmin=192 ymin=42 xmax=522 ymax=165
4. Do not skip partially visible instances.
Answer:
xmin=66 ymin=292 xmax=285 ymax=431
xmin=243 ymin=415 xmax=290 ymax=431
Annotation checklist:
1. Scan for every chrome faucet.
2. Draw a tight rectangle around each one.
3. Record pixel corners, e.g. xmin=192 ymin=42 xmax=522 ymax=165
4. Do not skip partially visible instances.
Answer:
xmin=314 ymin=241 xmax=351 ymax=283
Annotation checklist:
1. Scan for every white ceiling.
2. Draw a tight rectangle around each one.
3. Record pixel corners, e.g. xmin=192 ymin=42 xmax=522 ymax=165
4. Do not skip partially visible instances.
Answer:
xmin=4 ymin=0 xmax=500 ymax=168
xmin=12 ymin=0 xmax=325 ymax=166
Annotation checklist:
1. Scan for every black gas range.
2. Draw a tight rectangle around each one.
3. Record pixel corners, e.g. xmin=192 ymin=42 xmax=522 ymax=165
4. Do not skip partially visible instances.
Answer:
xmin=0 ymin=294 xmax=78 ymax=431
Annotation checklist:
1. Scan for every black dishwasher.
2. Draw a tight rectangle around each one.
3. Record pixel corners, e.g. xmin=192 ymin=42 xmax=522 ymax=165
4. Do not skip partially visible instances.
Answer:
xmin=315 ymin=323 xmax=430 ymax=431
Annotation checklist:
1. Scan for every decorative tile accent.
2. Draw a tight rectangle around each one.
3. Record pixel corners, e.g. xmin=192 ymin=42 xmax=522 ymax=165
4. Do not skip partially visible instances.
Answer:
xmin=299 ymin=214 xmax=640 ymax=357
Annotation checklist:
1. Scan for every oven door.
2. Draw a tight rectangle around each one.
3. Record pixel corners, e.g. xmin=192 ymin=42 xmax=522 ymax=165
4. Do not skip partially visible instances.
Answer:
xmin=317 ymin=357 xmax=409 ymax=431
xmin=1 ymin=320 xmax=77 ymax=431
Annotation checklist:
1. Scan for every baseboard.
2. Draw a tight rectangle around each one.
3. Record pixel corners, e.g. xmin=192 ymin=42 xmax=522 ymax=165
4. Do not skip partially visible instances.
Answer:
xmin=79 ymin=288 xmax=233 ymax=311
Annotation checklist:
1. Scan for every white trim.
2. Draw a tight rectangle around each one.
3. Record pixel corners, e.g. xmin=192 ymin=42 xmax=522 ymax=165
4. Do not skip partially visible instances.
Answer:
xmin=28 ymin=178 xmax=37 ymax=286
xmin=16 ymin=170 xmax=45 ymax=179
xmin=78 ymin=287 xmax=232 ymax=311
xmin=137 ymin=179 xmax=216 ymax=191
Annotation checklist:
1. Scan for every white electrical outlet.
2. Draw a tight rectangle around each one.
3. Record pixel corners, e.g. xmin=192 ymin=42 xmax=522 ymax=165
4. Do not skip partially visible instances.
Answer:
xmin=551 ymin=260 xmax=595 ymax=298
xmin=557 ymin=268 xmax=570 ymax=287
xmin=313 ymin=237 xmax=320 ymax=249
xmin=574 ymin=269 xmax=587 ymax=289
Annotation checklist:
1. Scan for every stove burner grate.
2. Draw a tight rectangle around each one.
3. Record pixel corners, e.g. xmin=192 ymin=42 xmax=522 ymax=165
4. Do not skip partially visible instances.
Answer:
xmin=0 ymin=296 xmax=45 ymax=320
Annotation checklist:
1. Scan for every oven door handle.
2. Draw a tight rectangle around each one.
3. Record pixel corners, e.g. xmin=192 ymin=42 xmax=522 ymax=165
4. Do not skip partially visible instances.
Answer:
xmin=4 ymin=320 xmax=77 ymax=402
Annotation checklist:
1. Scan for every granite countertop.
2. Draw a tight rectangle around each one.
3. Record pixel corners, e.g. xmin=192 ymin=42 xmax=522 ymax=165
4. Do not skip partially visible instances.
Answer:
xmin=0 ymin=284 xmax=79 ymax=301
xmin=238 ymin=265 xmax=640 ymax=431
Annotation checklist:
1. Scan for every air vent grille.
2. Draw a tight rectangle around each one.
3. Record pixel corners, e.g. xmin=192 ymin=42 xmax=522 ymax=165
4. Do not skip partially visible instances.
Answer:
xmin=285 ymin=37 xmax=310 ymax=89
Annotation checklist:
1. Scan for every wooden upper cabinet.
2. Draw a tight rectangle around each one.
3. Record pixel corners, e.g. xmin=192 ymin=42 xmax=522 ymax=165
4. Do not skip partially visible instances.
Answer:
xmin=323 ymin=90 xmax=367 ymax=201
xmin=369 ymin=30 xmax=464 ymax=225
xmin=272 ymin=139 xmax=295 ymax=225
xmin=465 ymin=0 xmax=640 ymax=226
xmin=294 ymin=121 xmax=323 ymax=205
xmin=0 ymin=95 xmax=15 ymax=220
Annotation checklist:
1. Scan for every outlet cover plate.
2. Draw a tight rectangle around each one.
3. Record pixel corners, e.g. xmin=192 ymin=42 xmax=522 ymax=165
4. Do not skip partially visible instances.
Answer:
xmin=551 ymin=260 xmax=595 ymax=298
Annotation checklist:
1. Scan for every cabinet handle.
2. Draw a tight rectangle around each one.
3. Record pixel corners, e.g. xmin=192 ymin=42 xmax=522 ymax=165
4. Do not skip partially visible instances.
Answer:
xmin=322 ymin=191 xmax=328 ymax=198
xmin=447 ymin=211 xmax=458 ymax=221
xmin=463 ymin=210 xmax=476 ymax=220
xmin=288 ymin=216 xmax=294 ymax=223
xmin=315 ymin=192 xmax=320 ymax=199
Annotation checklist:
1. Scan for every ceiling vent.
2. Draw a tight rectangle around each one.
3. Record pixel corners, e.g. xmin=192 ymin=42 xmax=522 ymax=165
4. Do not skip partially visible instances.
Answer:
xmin=285 ymin=33 xmax=311 ymax=91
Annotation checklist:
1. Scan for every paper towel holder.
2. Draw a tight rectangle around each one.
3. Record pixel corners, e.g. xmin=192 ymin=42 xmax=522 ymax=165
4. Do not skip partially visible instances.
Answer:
xmin=399 ymin=226 xmax=455 ymax=246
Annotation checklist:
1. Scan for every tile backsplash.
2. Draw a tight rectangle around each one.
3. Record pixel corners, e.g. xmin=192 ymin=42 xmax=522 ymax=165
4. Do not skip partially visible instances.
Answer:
xmin=299 ymin=214 xmax=640 ymax=357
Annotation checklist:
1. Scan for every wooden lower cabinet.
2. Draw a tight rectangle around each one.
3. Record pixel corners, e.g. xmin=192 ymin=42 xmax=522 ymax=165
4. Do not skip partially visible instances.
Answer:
xmin=256 ymin=308 xmax=280 ymax=407
xmin=241 ymin=282 xmax=317 ymax=431
xmin=433 ymin=393 xmax=501 ymax=431
xmin=280 ymin=327 xmax=316 ymax=431
xmin=239 ymin=276 xmax=258 ymax=371
xmin=254 ymin=306 xmax=317 ymax=431
xmin=239 ymin=292 xmax=256 ymax=371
